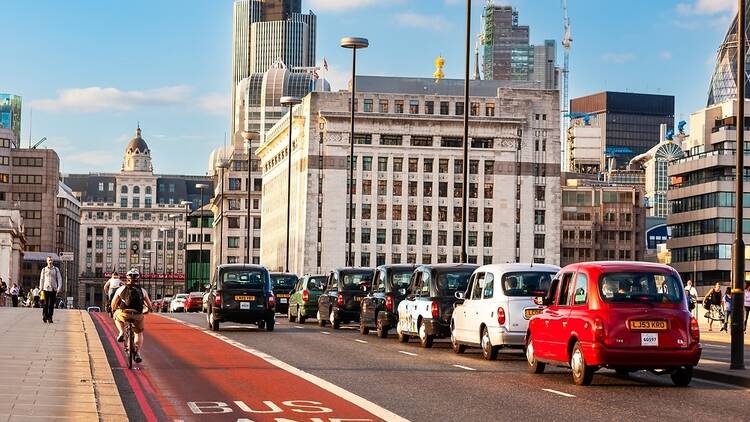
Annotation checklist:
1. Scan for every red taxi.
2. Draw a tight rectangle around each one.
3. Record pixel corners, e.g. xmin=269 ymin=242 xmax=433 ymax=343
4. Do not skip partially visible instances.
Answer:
xmin=525 ymin=262 xmax=701 ymax=386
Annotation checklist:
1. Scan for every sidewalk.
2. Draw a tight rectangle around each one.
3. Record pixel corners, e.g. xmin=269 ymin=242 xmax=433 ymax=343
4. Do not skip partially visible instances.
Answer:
xmin=689 ymin=311 xmax=750 ymax=387
xmin=0 ymin=308 xmax=127 ymax=421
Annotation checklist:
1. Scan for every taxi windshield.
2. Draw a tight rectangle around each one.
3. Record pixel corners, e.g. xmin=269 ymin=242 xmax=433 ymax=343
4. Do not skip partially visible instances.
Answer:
xmin=501 ymin=271 xmax=555 ymax=297
xmin=436 ymin=270 xmax=474 ymax=296
xmin=390 ymin=270 xmax=413 ymax=289
xmin=271 ymin=274 xmax=298 ymax=288
xmin=222 ymin=270 xmax=265 ymax=290
xmin=342 ymin=272 xmax=373 ymax=290
xmin=599 ymin=272 xmax=683 ymax=304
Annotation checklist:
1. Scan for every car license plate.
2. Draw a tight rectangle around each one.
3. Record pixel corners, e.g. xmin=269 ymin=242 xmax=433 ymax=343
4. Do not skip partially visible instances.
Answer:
xmin=524 ymin=308 xmax=543 ymax=319
xmin=641 ymin=332 xmax=658 ymax=347
xmin=280 ymin=298 xmax=287 ymax=304
xmin=276 ymin=294 xmax=290 ymax=298
xmin=240 ymin=302 xmax=250 ymax=310
xmin=629 ymin=320 xmax=668 ymax=330
xmin=235 ymin=295 xmax=255 ymax=301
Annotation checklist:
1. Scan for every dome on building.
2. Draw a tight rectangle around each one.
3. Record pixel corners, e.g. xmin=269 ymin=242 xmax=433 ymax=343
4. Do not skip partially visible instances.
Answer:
xmin=126 ymin=126 xmax=150 ymax=155
xmin=707 ymin=6 xmax=750 ymax=106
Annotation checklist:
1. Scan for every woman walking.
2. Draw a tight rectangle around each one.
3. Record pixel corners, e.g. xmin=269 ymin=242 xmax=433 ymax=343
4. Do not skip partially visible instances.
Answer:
xmin=9 ymin=283 xmax=20 ymax=307
xmin=704 ymin=283 xmax=724 ymax=332
xmin=721 ymin=286 xmax=732 ymax=332
xmin=744 ymin=283 xmax=750 ymax=334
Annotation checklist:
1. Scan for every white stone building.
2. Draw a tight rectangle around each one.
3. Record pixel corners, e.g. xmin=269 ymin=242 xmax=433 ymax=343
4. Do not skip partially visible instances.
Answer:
xmin=256 ymin=79 xmax=561 ymax=274
xmin=0 ymin=209 xmax=25 ymax=287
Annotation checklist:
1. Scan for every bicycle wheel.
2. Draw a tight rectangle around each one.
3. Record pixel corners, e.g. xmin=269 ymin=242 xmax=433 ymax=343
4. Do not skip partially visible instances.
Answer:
xmin=126 ymin=324 xmax=134 ymax=369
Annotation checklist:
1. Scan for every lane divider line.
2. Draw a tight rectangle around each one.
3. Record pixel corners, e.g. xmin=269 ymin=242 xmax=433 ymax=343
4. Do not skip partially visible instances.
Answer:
xmin=354 ymin=339 xmax=368 ymax=344
xmin=398 ymin=351 xmax=418 ymax=356
xmin=161 ymin=315 xmax=409 ymax=422
xmin=542 ymin=388 xmax=575 ymax=398
xmin=294 ymin=325 xmax=305 ymax=329
xmin=320 ymin=331 xmax=331 ymax=335
xmin=452 ymin=364 xmax=476 ymax=371
xmin=703 ymin=344 xmax=728 ymax=349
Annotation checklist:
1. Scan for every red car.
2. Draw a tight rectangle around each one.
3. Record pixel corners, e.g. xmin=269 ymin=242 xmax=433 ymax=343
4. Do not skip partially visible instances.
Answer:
xmin=525 ymin=261 xmax=701 ymax=386
xmin=184 ymin=292 xmax=204 ymax=313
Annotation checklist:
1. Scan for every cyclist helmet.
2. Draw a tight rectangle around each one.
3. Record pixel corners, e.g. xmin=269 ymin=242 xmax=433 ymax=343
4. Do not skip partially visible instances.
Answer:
xmin=125 ymin=268 xmax=140 ymax=282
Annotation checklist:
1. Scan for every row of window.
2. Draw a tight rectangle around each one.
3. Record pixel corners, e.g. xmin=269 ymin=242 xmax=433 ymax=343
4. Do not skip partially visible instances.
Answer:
xmin=353 ymin=98 xmax=505 ymax=118
xmin=227 ymin=236 xmax=261 ymax=249
xmin=227 ymin=178 xmax=262 ymax=191
xmin=11 ymin=174 xmax=42 ymax=184
xmin=347 ymin=204 xmax=496 ymax=223
xmin=352 ymin=134 xmax=497 ymax=149
xmin=347 ymin=252 xmax=496 ymax=267
xmin=672 ymin=244 xmax=738 ymax=263
xmin=671 ymin=218 xmax=750 ymax=238
xmin=351 ymin=180 xmax=494 ymax=199
xmin=670 ymin=192 xmax=750 ymax=214
xmin=226 ymin=217 xmax=261 ymax=229
xmin=351 ymin=156 xmax=495 ymax=174
xmin=344 ymin=227 xmax=495 ymax=247
xmin=120 ymin=197 xmax=153 ymax=208
xmin=12 ymin=157 xmax=44 ymax=167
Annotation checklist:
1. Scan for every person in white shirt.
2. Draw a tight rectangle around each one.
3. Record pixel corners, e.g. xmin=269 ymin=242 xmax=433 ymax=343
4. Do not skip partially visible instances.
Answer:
xmin=744 ymin=283 xmax=750 ymax=333
xmin=32 ymin=287 xmax=40 ymax=308
xmin=9 ymin=283 xmax=20 ymax=307
xmin=684 ymin=279 xmax=698 ymax=317
xmin=102 ymin=272 xmax=122 ymax=313
xmin=38 ymin=256 xmax=62 ymax=323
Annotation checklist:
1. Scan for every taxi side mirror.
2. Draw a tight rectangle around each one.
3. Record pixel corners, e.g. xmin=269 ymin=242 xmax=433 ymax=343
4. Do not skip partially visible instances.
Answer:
xmin=455 ymin=291 xmax=465 ymax=300
xmin=398 ymin=288 xmax=407 ymax=296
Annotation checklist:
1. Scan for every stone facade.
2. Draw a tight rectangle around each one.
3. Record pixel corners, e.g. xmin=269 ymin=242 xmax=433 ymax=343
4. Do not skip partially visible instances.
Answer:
xmin=0 ymin=209 xmax=25 ymax=287
xmin=257 ymin=87 xmax=561 ymax=275
xmin=56 ymin=182 xmax=81 ymax=303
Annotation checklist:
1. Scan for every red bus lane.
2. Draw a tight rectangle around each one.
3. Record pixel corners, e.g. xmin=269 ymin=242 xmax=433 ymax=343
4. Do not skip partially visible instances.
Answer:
xmin=99 ymin=313 xmax=400 ymax=422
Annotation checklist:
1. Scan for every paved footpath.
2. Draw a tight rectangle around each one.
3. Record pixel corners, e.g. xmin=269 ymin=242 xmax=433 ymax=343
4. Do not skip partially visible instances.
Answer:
xmin=0 ymin=308 xmax=127 ymax=422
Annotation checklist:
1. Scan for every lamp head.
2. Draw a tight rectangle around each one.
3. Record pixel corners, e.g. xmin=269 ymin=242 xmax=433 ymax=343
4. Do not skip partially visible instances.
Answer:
xmin=280 ymin=96 xmax=302 ymax=106
xmin=340 ymin=37 xmax=369 ymax=49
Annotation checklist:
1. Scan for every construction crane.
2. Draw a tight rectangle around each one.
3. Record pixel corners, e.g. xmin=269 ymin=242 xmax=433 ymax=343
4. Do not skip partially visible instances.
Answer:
xmin=31 ymin=137 xmax=47 ymax=149
xmin=561 ymin=0 xmax=572 ymax=167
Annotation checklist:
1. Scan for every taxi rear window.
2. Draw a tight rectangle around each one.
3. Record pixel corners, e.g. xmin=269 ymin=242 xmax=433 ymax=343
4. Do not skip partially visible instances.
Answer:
xmin=222 ymin=270 xmax=265 ymax=290
xmin=390 ymin=270 xmax=413 ymax=289
xmin=307 ymin=276 xmax=326 ymax=290
xmin=501 ymin=271 xmax=555 ymax=297
xmin=271 ymin=275 xmax=298 ymax=288
xmin=436 ymin=270 xmax=473 ymax=296
xmin=342 ymin=272 xmax=373 ymax=290
xmin=599 ymin=272 xmax=683 ymax=304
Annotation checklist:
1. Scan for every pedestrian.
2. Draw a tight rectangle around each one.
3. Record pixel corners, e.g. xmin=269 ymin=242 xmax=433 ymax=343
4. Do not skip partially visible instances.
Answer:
xmin=32 ymin=286 xmax=40 ymax=308
xmin=721 ymin=286 xmax=732 ymax=332
xmin=39 ymin=256 xmax=63 ymax=323
xmin=9 ymin=283 xmax=20 ymax=307
xmin=744 ymin=283 xmax=750 ymax=334
xmin=704 ymin=282 xmax=724 ymax=332
xmin=0 ymin=278 xmax=7 ymax=307
xmin=685 ymin=279 xmax=698 ymax=317
xmin=102 ymin=272 xmax=122 ymax=315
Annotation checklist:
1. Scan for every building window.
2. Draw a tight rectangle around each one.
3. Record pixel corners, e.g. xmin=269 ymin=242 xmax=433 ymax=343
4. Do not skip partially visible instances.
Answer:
xmin=423 ymin=205 xmax=432 ymax=220
xmin=120 ymin=198 xmax=127 ymax=208
xmin=470 ymin=102 xmax=479 ymax=116
xmin=486 ymin=103 xmax=495 ymax=116
xmin=354 ymin=133 xmax=372 ymax=145
xmin=377 ymin=228 xmax=386 ymax=244
xmin=534 ymin=234 xmax=545 ymax=249
xmin=438 ymin=230 xmax=447 ymax=246
xmin=121 ymin=185 xmax=128 ymax=194
xmin=454 ymin=182 xmax=463 ymax=198
xmin=362 ymin=179 xmax=371 ymax=195
xmin=395 ymin=100 xmax=404 ymax=114
xmin=380 ymin=135 xmax=402 ymax=146
xmin=455 ymin=102 xmax=464 ymax=115
xmin=484 ymin=232 xmax=493 ymax=247
xmin=393 ymin=180 xmax=402 ymax=196
xmin=423 ymin=231 xmax=432 ymax=245
xmin=377 ymin=204 xmax=387 ymax=220
xmin=408 ymin=158 xmax=419 ymax=172
xmin=362 ymin=156 xmax=372 ymax=171
xmin=425 ymin=101 xmax=434 ymax=114
xmin=229 ymin=178 xmax=241 ymax=190
xmin=378 ymin=157 xmax=388 ymax=172
xmin=407 ymin=230 xmax=417 ymax=245
xmin=535 ymin=186 xmax=545 ymax=201
xmin=228 ymin=237 xmax=240 ymax=248
xmin=468 ymin=231 xmax=477 ymax=247
xmin=438 ymin=206 xmax=447 ymax=221
xmin=392 ymin=205 xmax=402 ymax=220
xmin=441 ymin=137 xmax=462 ymax=148
xmin=378 ymin=180 xmax=387 ymax=195
xmin=98 ymin=182 xmax=104 ymax=191
xmin=423 ymin=181 xmax=433 ymax=197
xmin=408 ymin=181 xmax=418 ymax=196
xmin=408 ymin=205 xmax=417 ymax=220
xmin=229 ymin=199 xmax=240 ymax=210
xmin=361 ymin=228 xmax=371 ymax=243
xmin=378 ymin=99 xmax=388 ymax=113
xmin=534 ymin=210 xmax=545 ymax=225
xmin=469 ymin=183 xmax=478 ymax=199
xmin=440 ymin=101 xmax=449 ymax=115
xmin=393 ymin=157 xmax=403 ymax=172
xmin=454 ymin=207 xmax=463 ymax=221
xmin=392 ymin=229 xmax=401 ymax=244
xmin=360 ymin=253 xmax=370 ymax=267
xmin=132 ymin=198 xmax=140 ymax=208
xmin=362 ymin=203 xmax=371 ymax=219
xmin=484 ymin=183 xmax=493 ymax=199
xmin=409 ymin=100 xmax=419 ymax=114
xmin=253 ymin=218 xmax=261 ymax=229
xmin=363 ymin=99 xmax=373 ymax=112
xmin=424 ymin=158 xmax=433 ymax=172
xmin=484 ymin=208 xmax=493 ymax=223
xmin=145 ymin=198 xmax=152 ymax=208
xmin=469 ymin=207 xmax=478 ymax=223
xmin=228 ymin=217 xmax=240 ymax=228
xmin=453 ymin=159 xmax=463 ymax=174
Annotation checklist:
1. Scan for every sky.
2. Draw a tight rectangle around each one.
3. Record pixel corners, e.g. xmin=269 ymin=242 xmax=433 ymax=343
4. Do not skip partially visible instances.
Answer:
xmin=0 ymin=0 xmax=738 ymax=175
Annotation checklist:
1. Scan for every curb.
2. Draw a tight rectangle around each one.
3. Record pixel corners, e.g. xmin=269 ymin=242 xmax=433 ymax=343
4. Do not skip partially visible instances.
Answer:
xmin=694 ymin=367 xmax=750 ymax=388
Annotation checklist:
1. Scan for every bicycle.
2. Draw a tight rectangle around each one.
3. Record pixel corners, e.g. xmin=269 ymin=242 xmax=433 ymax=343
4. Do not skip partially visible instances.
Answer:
xmin=123 ymin=317 xmax=136 ymax=369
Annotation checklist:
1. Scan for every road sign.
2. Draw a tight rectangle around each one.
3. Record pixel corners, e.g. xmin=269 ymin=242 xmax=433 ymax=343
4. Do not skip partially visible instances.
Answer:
xmin=60 ymin=252 xmax=74 ymax=262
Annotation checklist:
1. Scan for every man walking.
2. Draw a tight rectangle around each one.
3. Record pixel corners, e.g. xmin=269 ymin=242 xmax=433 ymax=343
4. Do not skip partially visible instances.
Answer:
xmin=9 ymin=283 xmax=20 ymax=307
xmin=39 ymin=256 xmax=63 ymax=323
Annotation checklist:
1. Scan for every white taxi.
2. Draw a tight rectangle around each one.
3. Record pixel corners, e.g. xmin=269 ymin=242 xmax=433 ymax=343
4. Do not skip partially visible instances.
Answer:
xmin=450 ymin=263 xmax=559 ymax=360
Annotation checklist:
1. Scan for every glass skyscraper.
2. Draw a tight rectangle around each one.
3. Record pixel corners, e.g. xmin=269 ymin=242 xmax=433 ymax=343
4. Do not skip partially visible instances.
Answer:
xmin=707 ymin=4 xmax=750 ymax=106
xmin=0 ymin=94 xmax=22 ymax=146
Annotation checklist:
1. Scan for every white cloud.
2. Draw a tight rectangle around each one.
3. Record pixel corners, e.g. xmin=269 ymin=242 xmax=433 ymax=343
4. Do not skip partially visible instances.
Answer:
xmin=66 ymin=150 xmax=117 ymax=166
xmin=32 ymin=86 xmax=191 ymax=113
xmin=676 ymin=0 xmax=736 ymax=15
xmin=659 ymin=51 xmax=673 ymax=60
xmin=196 ymin=93 xmax=229 ymax=116
xmin=308 ymin=0 xmax=401 ymax=12
xmin=601 ymin=52 xmax=635 ymax=64
xmin=321 ymin=62 xmax=351 ymax=92
xmin=393 ymin=12 xmax=451 ymax=31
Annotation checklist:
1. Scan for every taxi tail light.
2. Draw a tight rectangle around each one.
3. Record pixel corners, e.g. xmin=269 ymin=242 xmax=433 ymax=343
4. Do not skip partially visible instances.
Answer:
xmin=185 ymin=298 xmax=192 ymax=307
xmin=302 ymin=290 xmax=309 ymax=303
xmin=593 ymin=317 xmax=605 ymax=342
xmin=268 ymin=295 xmax=276 ymax=309
xmin=214 ymin=295 xmax=221 ymax=307
xmin=385 ymin=295 xmax=394 ymax=313
xmin=497 ymin=307 xmax=506 ymax=325
xmin=431 ymin=301 xmax=439 ymax=319
xmin=337 ymin=293 xmax=344 ymax=306
xmin=690 ymin=317 xmax=700 ymax=342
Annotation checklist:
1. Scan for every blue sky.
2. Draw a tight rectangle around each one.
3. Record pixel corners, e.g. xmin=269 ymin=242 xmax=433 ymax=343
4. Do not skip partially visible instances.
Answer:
xmin=0 ymin=0 xmax=737 ymax=175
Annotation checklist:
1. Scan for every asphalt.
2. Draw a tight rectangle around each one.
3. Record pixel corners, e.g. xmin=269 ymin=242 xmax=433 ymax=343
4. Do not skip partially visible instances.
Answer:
xmin=166 ymin=312 xmax=750 ymax=422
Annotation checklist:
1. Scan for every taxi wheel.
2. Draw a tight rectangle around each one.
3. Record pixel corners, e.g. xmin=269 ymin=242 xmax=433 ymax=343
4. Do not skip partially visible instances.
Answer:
xmin=331 ymin=310 xmax=341 ymax=330
xmin=266 ymin=319 xmax=275 ymax=332
xmin=298 ymin=307 xmax=306 ymax=324
xmin=418 ymin=323 xmax=433 ymax=348
xmin=571 ymin=342 xmax=595 ymax=386
xmin=288 ymin=307 xmax=297 ymax=323
xmin=317 ymin=310 xmax=326 ymax=327
xmin=481 ymin=327 xmax=499 ymax=361
xmin=208 ymin=310 xmax=220 ymax=332
xmin=257 ymin=320 xmax=266 ymax=330
xmin=397 ymin=325 xmax=410 ymax=343
xmin=359 ymin=319 xmax=369 ymax=335
xmin=451 ymin=327 xmax=465 ymax=354
xmin=526 ymin=336 xmax=545 ymax=374
xmin=376 ymin=320 xmax=389 ymax=339
xmin=670 ymin=366 xmax=693 ymax=387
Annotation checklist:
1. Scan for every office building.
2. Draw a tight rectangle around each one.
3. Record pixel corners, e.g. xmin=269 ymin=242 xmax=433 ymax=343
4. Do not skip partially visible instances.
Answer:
xmin=185 ymin=206 xmax=213 ymax=292
xmin=0 ymin=94 xmax=22 ymax=146
xmin=256 ymin=77 xmax=561 ymax=274
xmin=64 ymin=127 xmax=213 ymax=306
xmin=231 ymin=0 xmax=317 ymax=138
xmin=707 ymin=2 xmax=750 ymax=106
xmin=481 ymin=5 xmax=558 ymax=89
xmin=56 ymin=182 xmax=81 ymax=303
xmin=570 ymin=91 xmax=675 ymax=168
xmin=666 ymin=99 xmax=750 ymax=285
xmin=560 ymin=177 xmax=646 ymax=267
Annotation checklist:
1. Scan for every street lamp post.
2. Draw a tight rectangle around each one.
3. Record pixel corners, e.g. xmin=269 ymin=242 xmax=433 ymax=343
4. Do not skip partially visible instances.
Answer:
xmin=196 ymin=183 xmax=208 ymax=291
xmin=731 ymin=0 xmax=746 ymax=370
xmin=159 ymin=228 xmax=167 ymax=303
xmin=169 ymin=214 xmax=180 ymax=296
xmin=242 ymin=131 xmax=259 ymax=265
xmin=340 ymin=36 xmax=369 ymax=267
xmin=280 ymin=96 xmax=302 ymax=272
xmin=179 ymin=201 xmax=191 ymax=292
xmin=142 ymin=250 xmax=152 ymax=298
xmin=461 ymin=0 xmax=471 ymax=264
xmin=216 ymin=160 xmax=230 ymax=267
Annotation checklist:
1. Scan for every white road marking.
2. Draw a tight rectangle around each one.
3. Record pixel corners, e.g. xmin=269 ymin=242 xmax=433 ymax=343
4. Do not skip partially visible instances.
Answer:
xmin=294 ymin=325 xmax=305 ymax=329
xmin=160 ymin=315 xmax=409 ymax=422
xmin=703 ymin=344 xmax=728 ymax=349
xmin=320 ymin=331 xmax=331 ymax=335
xmin=452 ymin=364 xmax=476 ymax=371
xmin=355 ymin=339 xmax=368 ymax=344
xmin=542 ymin=388 xmax=575 ymax=398
xmin=398 ymin=351 xmax=418 ymax=356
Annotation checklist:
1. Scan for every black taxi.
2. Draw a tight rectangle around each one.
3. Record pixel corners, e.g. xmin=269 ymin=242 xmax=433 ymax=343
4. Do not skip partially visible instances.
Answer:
xmin=317 ymin=267 xmax=374 ymax=329
xmin=205 ymin=264 xmax=275 ymax=332
xmin=359 ymin=264 xmax=417 ymax=337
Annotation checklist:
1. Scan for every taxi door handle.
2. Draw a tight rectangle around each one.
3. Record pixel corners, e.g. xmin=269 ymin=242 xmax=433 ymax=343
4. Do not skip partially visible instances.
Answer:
xmin=562 ymin=321 xmax=568 ymax=327
xmin=544 ymin=320 xmax=550 ymax=327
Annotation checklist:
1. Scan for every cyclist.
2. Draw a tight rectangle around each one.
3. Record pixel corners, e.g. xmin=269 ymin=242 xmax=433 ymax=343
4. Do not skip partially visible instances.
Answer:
xmin=102 ymin=272 xmax=122 ymax=315
xmin=111 ymin=268 xmax=153 ymax=363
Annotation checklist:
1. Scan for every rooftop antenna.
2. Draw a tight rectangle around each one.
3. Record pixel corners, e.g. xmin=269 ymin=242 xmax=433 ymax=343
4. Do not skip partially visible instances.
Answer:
xmin=28 ymin=107 xmax=32 ymax=149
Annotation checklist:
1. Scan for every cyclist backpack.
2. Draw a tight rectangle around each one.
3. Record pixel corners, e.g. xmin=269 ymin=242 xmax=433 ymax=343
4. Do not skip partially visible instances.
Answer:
xmin=119 ymin=285 xmax=145 ymax=312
